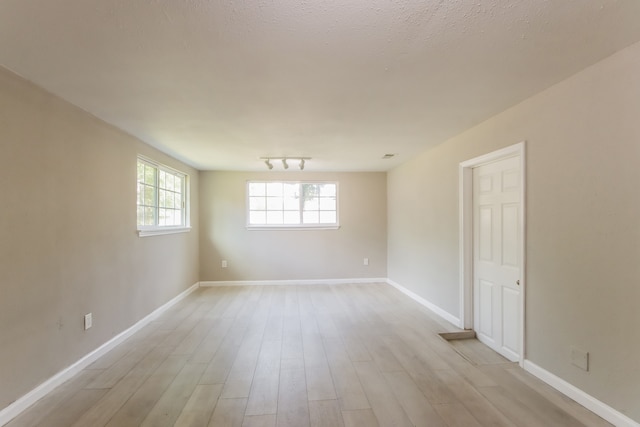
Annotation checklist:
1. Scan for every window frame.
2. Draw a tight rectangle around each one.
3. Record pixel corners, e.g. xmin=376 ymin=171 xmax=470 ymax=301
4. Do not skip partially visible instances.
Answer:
xmin=246 ymin=180 xmax=340 ymax=230
xmin=136 ymin=155 xmax=191 ymax=237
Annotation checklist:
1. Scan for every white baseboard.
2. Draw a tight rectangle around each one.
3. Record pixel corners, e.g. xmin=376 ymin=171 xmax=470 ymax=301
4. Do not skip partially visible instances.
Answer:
xmin=386 ymin=279 xmax=461 ymax=327
xmin=199 ymin=278 xmax=388 ymax=286
xmin=524 ymin=360 xmax=639 ymax=427
xmin=8 ymin=281 xmax=634 ymax=427
xmin=0 ymin=282 xmax=200 ymax=427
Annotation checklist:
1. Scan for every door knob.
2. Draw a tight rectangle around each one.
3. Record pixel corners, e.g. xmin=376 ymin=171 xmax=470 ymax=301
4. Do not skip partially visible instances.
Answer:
xmin=516 ymin=280 xmax=520 ymax=286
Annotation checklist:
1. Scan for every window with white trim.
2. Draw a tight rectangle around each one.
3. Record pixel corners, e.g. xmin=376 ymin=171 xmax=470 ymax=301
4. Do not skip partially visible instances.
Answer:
xmin=137 ymin=157 xmax=189 ymax=235
xmin=247 ymin=181 xmax=338 ymax=228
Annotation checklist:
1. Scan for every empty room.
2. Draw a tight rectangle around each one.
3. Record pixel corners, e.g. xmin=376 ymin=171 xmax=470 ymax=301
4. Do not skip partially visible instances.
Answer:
xmin=1 ymin=1 xmax=639 ymax=426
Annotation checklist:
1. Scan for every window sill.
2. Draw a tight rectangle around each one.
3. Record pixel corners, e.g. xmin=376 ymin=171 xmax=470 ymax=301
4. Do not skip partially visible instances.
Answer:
xmin=246 ymin=225 xmax=340 ymax=231
xmin=137 ymin=226 xmax=191 ymax=237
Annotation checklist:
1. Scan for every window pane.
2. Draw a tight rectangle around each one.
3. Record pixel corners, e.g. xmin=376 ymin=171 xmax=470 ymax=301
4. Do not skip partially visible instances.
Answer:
xmin=302 ymin=184 xmax=319 ymax=200
xmin=174 ymin=209 xmax=183 ymax=226
xmin=250 ymin=211 xmax=266 ymax=224
xmin=175 ymin=193 xmax=182 ymax=209
xmin=284 ymin=211 xmax=300 ymax=224
xmin=137 ymin=162 xmax=144 ymax=182
xmin=303 ymin=197 xmax=319 ymax=211
xmin=319 ymin=211 xmax=336 ymax=224
xmin=144 ymin=207 xmax=155 ymax=225
xmin=303 ymin=211 xmax=319 ymax=224
xmin=283 ymin=183 xmax=298 ymax=198
xmin=266 ymin=182 xmax=283 ymax=197
xmin=249 ymin=182 xmax=266 ymax=196
xmin=283 ymin=194 xmax=299 ymax=210
xmin=158 ymin=208 xmax=167 ymax=226
xmin=266 ymin=211 xmax=283 ymax=224
xmin=144 ymin=165 xmax=156 ymax=185
xmin=266 ymin=197 xmax=283 ymax=210
xmin=166 ymin=192 xmax=175 ymax=209
xmin=249 ymin=197 xmax=266 ymax=210
xmin=144 ymin=185 xmax=155 ymax=206
xmin=159 ymin=189 xmax=166 ymax=208
xmin=319 ymin=197 xmax=336 ymax=210
xmin=159 ymin=170 xmax=166 ymax=189
xmin=165 ymin=174 xmax=175 ymax=191
xmin=137 ymin=206 xmax=144 ymax=225
xmin=319 ymin=184 xmax=336 ymax=197
xmin=174 ymin=176 xmax=182 ymax=192
xmin=166 ymin=209 xmax=175 ymax=226
xmin=137 ymin=183 xmax=143 ymax=205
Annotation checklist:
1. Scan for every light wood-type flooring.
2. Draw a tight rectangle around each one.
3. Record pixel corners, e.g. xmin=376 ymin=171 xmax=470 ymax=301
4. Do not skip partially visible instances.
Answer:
xmin=7 ymin=284 xmax=611 ymax=427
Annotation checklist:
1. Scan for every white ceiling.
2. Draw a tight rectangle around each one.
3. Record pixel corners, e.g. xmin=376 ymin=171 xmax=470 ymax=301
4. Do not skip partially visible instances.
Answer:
xmin=2 ymin=1 xmax=640 ymax=171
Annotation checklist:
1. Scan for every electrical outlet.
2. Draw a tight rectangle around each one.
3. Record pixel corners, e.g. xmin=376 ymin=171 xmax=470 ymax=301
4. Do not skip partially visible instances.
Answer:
xmin=363 ymin=258 xmax=369 ymax=266
xmin=571 ymin=346 xmax=589 ymax=371
xmin=221 ymin=260 xmax=228 ymax=268
xmin=84 ymin=313 xmax=92 ymax=330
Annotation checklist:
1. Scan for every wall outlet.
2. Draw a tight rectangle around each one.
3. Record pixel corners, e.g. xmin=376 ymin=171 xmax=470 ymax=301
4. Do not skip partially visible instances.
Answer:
xmin=221 ymin=260 xmax=228 ymax=268
xmin=571 ymin=346 xmax=589 ymax=371
xmin=84 ymin=313 xmax=92 ymax=330
xmin=363 ymin=258 xmax=369 ymax=266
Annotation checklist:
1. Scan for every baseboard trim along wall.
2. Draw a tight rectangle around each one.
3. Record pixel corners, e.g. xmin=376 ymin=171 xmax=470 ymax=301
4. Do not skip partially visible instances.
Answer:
xmin=0 ymin=282 xmax=200 ymax=427
xmin=386 ymin=279 xmax=461 ymax=327
xmin=199 ymin=278 xmax=388 ymax=286
xmin=523 ymin=361 xmax=639 ymax=427
xmin=384 ymin=278 xmax=638 ymax=427
xmin=3 ymin=280 xmax=636 ymax=427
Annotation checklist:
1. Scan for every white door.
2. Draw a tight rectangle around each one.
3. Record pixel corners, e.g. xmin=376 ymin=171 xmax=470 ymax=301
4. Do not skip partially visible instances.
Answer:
xmin=473 ymin=155 xmax=522 ymax=362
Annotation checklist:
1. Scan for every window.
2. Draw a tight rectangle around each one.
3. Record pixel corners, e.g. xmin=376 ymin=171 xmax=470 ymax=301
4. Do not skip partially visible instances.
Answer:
xmin=247 ymin=181 xmax=338 ymax=228
xmin=137 ymin=156 xmax=189 ymax=236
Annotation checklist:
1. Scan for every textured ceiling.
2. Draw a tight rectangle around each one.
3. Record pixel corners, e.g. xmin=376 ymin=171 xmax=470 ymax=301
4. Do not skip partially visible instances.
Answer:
xmin=2 ymin=1 xmax=640 ymax=171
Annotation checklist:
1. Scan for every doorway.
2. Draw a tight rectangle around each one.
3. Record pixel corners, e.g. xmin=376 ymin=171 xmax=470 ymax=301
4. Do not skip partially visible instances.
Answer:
xmin=459 ymin=142 xmax=525 ymax=365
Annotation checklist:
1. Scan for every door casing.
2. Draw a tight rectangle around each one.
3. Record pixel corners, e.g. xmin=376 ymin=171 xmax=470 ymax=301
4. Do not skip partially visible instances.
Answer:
xmin=459 ymin=141 xmax=526 ymax=367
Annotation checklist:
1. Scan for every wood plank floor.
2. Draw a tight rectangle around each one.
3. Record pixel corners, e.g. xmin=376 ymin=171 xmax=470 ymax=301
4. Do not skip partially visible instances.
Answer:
xmin=6 ymin=284 xmax=611 ymax=427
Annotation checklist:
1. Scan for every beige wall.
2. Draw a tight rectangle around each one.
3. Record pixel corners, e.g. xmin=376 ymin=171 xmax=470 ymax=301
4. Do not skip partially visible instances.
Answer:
xmin=199 ymin=171 xmax=387 ymax=281
xmin=388 ymin=41 xmax=640 ymax=421
xmin=0 ymin=67 xmax=199 ymax=411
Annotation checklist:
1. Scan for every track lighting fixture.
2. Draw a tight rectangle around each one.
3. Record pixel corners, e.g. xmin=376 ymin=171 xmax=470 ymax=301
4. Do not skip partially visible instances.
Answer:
xmin=260 ymin=157 xmax=311 ymax=170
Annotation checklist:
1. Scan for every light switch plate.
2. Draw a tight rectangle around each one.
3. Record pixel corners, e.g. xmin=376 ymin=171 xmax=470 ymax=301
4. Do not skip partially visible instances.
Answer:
xmin=84 ymin=313 xmax=92 ymax=330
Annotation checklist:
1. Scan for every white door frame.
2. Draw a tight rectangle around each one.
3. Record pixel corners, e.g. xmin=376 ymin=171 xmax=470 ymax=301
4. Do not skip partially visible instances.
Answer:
xmin=458 ymin=141 xmax=526 ymax=366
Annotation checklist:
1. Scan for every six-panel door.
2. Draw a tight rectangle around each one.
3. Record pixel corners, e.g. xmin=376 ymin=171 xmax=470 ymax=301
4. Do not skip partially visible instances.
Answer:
xmin=473 ymin=155 xmax=521 ymax=362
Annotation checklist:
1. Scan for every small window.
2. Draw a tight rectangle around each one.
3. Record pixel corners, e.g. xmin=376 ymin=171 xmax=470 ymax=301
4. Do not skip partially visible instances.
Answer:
xmin=247 ymin=181 xmax=338 ymax=229
xmin=137 ymin=156 xmax=190 ymax=236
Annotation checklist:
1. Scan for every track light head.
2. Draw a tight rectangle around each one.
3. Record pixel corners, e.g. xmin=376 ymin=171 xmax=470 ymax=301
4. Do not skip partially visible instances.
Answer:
xmin=261 ymin=157 xmax=309 ymax=170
